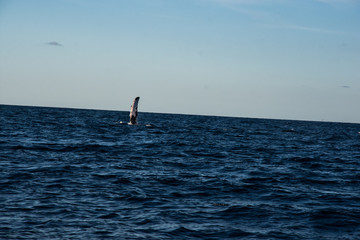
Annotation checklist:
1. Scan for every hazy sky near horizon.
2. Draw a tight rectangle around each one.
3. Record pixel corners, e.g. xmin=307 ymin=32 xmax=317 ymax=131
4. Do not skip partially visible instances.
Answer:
xmin=1 ymin=0 xmax=359 ymax=123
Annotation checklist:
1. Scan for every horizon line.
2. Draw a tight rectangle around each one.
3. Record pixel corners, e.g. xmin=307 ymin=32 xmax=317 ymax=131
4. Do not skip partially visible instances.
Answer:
xmin=1 ymin=103 xmax=358 ymax=125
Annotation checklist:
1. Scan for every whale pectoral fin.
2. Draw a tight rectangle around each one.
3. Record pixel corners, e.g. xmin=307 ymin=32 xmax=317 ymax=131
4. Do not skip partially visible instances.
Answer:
xmin=129 ymin=97 xmax=140 ymax=124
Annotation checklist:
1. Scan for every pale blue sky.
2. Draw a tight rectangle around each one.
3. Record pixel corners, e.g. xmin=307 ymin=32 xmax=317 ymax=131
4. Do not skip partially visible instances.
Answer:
xmin=1 ymin=0 xmax=359 ymax=123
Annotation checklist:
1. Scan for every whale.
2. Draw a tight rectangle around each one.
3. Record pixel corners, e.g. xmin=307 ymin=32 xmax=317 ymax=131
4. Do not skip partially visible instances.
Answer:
xmin=129 ymin=96 xmax=140 ymax=125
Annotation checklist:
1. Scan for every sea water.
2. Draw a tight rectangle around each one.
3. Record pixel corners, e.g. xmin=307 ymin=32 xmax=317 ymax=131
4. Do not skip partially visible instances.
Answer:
xmin=0 ymin=105 xmax=359 ymax=239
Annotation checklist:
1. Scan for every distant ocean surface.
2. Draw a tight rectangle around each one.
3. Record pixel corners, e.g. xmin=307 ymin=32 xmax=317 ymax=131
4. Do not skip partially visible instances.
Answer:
xmin=1 ymin=104 xmax=359 ymax=240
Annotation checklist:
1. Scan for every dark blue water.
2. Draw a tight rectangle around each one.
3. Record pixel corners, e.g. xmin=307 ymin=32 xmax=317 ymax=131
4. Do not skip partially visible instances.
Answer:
xmin=1 ymin=105 xmax=359 ymax=239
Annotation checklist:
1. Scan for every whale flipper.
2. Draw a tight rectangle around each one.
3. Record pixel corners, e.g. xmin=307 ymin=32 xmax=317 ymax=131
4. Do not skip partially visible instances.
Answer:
xmin=129 ymin=97 xmax=140 ymax=125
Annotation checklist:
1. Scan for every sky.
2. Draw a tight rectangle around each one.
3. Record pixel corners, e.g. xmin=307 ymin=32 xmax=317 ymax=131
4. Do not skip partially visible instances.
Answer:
xmin=1 ymin=0 xmax=359 ymax=123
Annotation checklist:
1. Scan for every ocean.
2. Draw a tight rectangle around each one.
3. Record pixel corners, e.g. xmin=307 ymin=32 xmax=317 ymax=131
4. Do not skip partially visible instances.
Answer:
xmin=1 ymin=104 xmax=359 ymax=239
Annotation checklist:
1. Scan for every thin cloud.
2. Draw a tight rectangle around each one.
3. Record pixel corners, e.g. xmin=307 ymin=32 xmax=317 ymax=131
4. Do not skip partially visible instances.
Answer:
xmin=263 ymin=24 xmax=343 ymax=34
xmin=341 ymin=85 xmax=351 ymax=88
xmin=46 ymin=41 xmax=63 ymax=47
xmin=215 ymin=0 xmax=359 ymax=4
xmin=206 ymin=0 xmax=358 ymax=6
xmin=206 ymin=0 xmax=287 ymax=4
xmin=202 ymin=0 xmax=284 ymax=20
xmin=317 ymin=0 xmax=358 ymax=4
